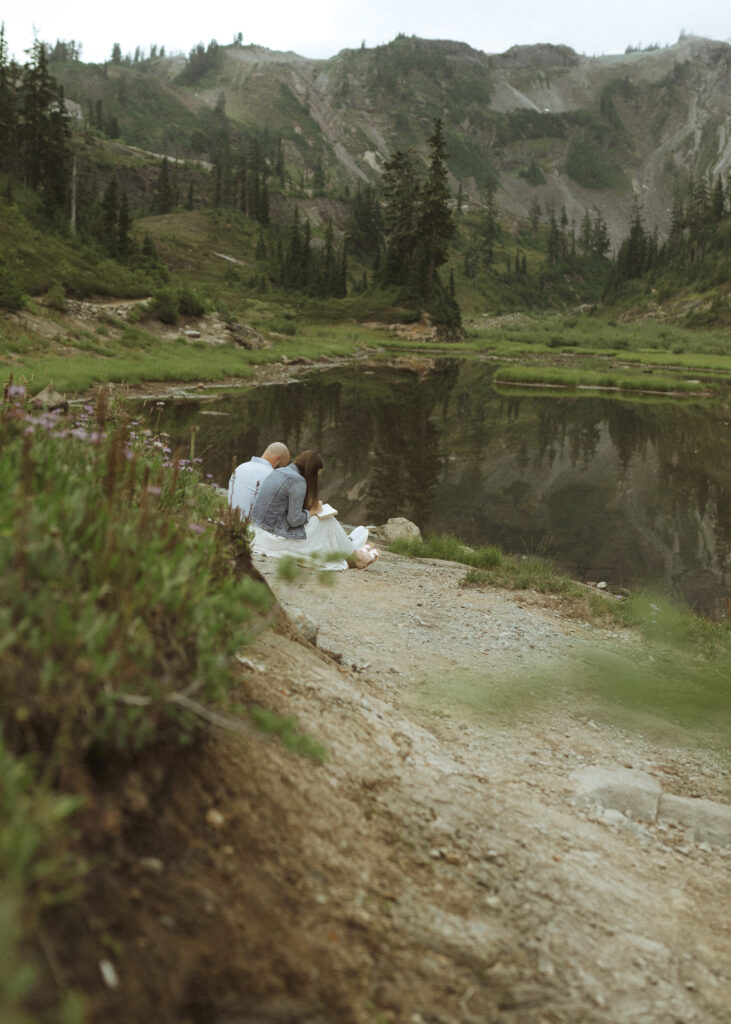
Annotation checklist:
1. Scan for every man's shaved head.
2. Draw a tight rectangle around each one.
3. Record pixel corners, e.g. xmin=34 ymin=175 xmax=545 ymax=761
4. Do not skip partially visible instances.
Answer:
xmin=262 ymin=442 xmax=290 ymax=467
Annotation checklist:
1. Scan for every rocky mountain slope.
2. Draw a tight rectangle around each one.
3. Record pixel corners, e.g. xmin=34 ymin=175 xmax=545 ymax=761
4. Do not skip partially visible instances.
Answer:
xmin=54 ymin=34 xmax=731 ymax=245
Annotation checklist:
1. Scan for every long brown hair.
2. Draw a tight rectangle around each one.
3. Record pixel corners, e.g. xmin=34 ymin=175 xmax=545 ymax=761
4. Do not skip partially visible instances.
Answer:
xmin=294 ymin=449 xmax=323 ymax=510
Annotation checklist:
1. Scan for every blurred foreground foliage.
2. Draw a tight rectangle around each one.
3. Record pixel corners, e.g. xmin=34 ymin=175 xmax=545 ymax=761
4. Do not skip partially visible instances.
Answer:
xmin=0 ymin=384 xmax=277 ymax=1021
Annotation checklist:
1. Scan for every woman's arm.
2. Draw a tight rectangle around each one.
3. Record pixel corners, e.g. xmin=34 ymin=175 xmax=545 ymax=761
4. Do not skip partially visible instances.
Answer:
xmin=285 ymin=476 xmax=310 ymax=528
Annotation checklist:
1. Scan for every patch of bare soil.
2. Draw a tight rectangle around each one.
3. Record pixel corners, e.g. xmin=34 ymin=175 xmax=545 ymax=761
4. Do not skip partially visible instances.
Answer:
xmin=38 ymin=554 xmax=730 ymax=1024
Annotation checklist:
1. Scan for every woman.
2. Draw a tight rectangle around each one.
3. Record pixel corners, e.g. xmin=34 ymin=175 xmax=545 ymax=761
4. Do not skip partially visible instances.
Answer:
xmin=250 ymin=449 xmax=378 ymax=570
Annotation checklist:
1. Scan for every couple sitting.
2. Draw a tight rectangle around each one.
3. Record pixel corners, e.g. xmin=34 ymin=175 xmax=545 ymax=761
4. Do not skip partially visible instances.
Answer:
xmin=228 ymin=442 xmax=379 ymax=570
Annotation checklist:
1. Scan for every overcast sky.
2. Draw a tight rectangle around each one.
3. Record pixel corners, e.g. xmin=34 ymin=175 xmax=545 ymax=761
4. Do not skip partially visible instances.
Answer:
xmin=2 ymin=0 xmax=730 ymax=64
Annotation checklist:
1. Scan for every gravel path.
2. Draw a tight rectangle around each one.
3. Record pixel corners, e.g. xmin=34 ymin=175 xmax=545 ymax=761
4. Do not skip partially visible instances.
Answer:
xmin=247 ymin=548 xmax=731 ymax=1023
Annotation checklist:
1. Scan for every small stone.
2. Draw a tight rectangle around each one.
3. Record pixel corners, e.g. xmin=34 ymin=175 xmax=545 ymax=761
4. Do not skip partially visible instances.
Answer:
xmin=444 ymin=852 xmax=462 ymax=865
xmin=138 ymin=856 xmax=164 ymax=875
xmin=348 ymin=908 xmax=372 ymax=928
xmin=99 ymin=960 xmax=119 ymax=989
xmin=206 ymin=808 xmax=226 ymax=829
xmin=429 ymin=848 xmax=443 ymax=859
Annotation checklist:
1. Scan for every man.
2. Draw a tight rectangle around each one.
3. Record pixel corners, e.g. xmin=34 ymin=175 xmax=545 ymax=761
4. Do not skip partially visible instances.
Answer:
xmin=228 ymin=441 xmax=290 ymax=519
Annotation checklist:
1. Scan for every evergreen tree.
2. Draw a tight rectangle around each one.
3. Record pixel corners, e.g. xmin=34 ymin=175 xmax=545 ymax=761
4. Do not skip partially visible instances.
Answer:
xmin=418 ymin=117 xmax=454 ymax=297
xmin=0 ymin=26 xmax=19 ymax=178
xmin=591 ymin=213 xmax=611 ymax=259
xmin=19 ymin=41 xmax=71 ymax=209
xmin=547 ymin=208 xmax=561 ymax=264
xmin=345 ymin=184 xmax=383 ymax=260
xmin=478 ymin=181 xmax=499 ymax=269
xmin=381 ymin=148 xmax=420 ymax=286
xmin=117 ymin=188 xmax=132 ymax=258
xmin=151 ymin=156 xmax=173 ymax=214
xmin=615 ymin=198 xmax=650 ymax=280
xmin=579 ymin=210 xmax=593 ymax=256
xmin=100 ymin=175 xmax=119 ymax=254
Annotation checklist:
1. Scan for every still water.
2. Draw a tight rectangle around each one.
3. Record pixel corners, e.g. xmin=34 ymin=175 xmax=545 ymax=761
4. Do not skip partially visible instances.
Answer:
xmin=137 ymin=360 xmax=731 ymax=616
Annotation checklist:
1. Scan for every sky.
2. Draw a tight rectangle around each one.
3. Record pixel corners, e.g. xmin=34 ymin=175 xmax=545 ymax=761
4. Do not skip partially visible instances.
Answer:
xmin=2 ymin=0 xmax=730 ymax=65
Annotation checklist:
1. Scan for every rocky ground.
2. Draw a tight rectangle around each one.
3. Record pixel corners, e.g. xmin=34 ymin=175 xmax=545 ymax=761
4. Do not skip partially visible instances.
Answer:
xmin=221 ymin=550 xmax=731 ymax=1022
xmin=45 ymin=543 xmax=730 ymax=1024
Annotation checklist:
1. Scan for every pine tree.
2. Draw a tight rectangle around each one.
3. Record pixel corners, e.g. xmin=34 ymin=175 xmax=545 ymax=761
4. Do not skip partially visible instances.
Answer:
xmin=345 ymin=184 xmax=383 ymax=260
xmin=0 ymin=26 xmax=19 ymax=178
xmin=100 ymin=175 xmax=119 ymax=255
xmin=381 ymin=148 xmax=420 ymax=286
xmin=418 ymin=117 xmax=454 ymax=297
xmin=117 ymin=188 xmax=132 ymax=258
xmin=151 ymin=157 xmax=173 ymax=214
xmin=478 ymin=181 xmax=499 ymax=269
xmin=19 ymin=41 xmax=71 ymax=208
xmin=547 ymin=208 xmax=561 ymax=264
xmin=591 ymin=213 xmax=611 ymax=259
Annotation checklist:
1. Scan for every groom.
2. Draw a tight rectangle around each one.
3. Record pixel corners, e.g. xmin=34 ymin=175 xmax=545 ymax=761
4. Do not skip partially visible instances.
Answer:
xmin=228 ymin=441 xmax=290 ymax=518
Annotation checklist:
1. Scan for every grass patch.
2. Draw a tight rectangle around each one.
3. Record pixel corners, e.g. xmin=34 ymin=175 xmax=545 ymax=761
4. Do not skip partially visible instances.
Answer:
xmin=388 ymin=533 xmax=504 ymax=570
xmin=1 ymin=338 xmax=264 ymax=395
xmin=493 ymin=364 xmax=710 ymax=395
xmin=389 ymin=533 xmax=580 ymax=595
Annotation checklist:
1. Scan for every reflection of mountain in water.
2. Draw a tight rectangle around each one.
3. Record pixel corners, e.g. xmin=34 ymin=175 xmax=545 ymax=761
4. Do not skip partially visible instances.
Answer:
xmin=136 ymin=362 xmax=730 ymax=615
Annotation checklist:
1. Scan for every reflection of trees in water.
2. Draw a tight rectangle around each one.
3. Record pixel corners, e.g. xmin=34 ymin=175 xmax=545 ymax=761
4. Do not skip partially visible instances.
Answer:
xmin=365 ymin=364 xmax=459 ymax=528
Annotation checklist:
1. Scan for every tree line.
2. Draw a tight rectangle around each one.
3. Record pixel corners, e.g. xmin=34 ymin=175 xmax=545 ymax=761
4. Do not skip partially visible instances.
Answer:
xmin=0 ymin=31 xmax=71 ymax=216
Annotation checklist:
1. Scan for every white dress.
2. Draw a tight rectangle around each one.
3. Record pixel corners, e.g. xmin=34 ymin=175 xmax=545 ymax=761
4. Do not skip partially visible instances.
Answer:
xmin=251 ymin=504 xmax=369 ymax=571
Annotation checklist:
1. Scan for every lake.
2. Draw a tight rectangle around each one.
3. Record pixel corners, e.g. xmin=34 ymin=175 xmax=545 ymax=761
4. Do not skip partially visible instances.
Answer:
xmin=135 ymin=360 xmax=731 ymax=617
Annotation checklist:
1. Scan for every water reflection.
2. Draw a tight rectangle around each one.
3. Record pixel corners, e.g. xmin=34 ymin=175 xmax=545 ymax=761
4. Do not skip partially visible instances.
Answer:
xmin=134 ymin=361 xmax=731 ymax=616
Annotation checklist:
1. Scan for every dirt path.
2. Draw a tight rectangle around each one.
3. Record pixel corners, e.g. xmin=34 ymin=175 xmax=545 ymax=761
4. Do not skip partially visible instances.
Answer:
xmin=241 ymin=549 xmax=731 ymax=1023
xmin=66 ymin=548 xmax=730 ymax=1024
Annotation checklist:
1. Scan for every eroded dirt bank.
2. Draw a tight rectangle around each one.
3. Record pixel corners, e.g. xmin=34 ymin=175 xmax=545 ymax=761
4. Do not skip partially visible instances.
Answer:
xmin=46 ymin=552 xmax=730 ymax=1024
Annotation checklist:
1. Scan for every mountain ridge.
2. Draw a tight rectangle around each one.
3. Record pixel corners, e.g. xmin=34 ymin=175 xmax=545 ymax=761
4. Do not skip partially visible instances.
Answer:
xmin=50 ymin=33 xmax=730 ymax=248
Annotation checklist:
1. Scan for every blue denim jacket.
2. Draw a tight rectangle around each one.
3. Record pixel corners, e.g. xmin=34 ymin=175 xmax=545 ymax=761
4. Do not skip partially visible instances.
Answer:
xmin=250 ymin=464 xmax=310 ymax=539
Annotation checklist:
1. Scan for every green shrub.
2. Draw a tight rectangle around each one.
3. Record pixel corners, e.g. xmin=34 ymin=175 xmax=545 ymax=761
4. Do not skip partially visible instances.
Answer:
xmin=149 ymin=287 xmax=180 ymax=325
xmin=0 ymin=266 xmax=25 ymax=311
xmin=177 ymin=286 xmax=206 ymax=318
xmin=44 ymin=281 xmax=67 ymax=312
xmin=0 ymin=392 xmax=272 ymax=759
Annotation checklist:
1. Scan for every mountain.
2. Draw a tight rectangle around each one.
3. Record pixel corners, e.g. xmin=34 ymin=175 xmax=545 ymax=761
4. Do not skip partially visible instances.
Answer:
xmin=51 ymin=33 xmax=731 ymax=246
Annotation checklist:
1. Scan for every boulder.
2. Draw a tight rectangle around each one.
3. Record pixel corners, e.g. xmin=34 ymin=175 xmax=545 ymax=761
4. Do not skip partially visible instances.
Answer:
xmin=288 ymin=607 xmax=318 ymax=645
xmin=30 ymin=385 xmax=68 ymax=411
xmin=658 ymin=794 xmax=731 ymax=847
xmin=373 ymin=517 xmax=422 ymax=545
xmin=570 ymin=767 xmax=662 ymax=822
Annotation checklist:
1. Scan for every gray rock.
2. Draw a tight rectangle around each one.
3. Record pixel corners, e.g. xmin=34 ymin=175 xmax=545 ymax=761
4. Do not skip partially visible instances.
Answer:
xmin=571 ymin=767 xmax=662 ymax=822
xmin=658 ymin=793 xmax=731 ymax=847
xmin=288 ymin=607 xmax=318 ymax=645
xmin=373 ymin=517 xmax=422 ymax=545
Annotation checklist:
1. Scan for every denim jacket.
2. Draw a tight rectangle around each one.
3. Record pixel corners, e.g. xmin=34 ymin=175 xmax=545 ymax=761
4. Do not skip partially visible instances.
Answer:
xmin=250 ymin=464 xmax=310 ymax=539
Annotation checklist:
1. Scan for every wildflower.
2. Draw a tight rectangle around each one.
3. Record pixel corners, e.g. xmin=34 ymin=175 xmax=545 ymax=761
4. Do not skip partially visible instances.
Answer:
xmin=146 ymin=485 xmax=162 ymax=496
xmin=7 ymin=384 xmax=26 ymax=398
xmin=188 ymin=523 xmax=206 ymax=534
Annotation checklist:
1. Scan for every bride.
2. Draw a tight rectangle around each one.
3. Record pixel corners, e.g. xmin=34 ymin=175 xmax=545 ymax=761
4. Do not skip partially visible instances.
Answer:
xmin=249 ymin=449 xmax=378 ymax=570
